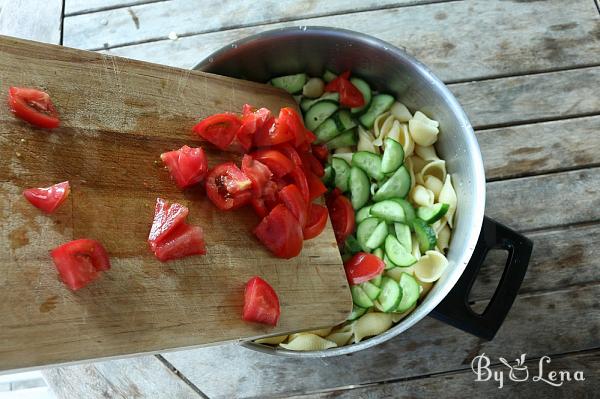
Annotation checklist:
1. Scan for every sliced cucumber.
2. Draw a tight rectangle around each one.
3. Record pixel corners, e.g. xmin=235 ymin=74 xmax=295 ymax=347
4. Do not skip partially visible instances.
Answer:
xmin=332 ymin=110 xmax=357 ymax=132
xmin=355 ymin=205 xmax=373 ymax=224
xmin=377 ymin=277 xmax=402 ymax=312
xmin=413 ymin=218 xmax=437 ymax=252
xmin=344 ymin=235 xmax=362 ymax=254
xmin=347 ymin=305 xmax=367 ymax=321
xmin=373 ymin=165 xmax=411 ymax=201
xmin=394 ymin=222 xmax=412 ymax=250
xmin=322 ymin=163 xmax=334 ymax=186
xmin=315 ymin=118 xmax=342 ymax=144
xmin=326 ymin=129 xmax=357 ymax=149
xmin=417 ymin=203 xmax=449 ymax=224
xmin=370 ymin=275 xmax=383 ymax=287
xmin=350 ymin=77 xmax=372 ymax=115
xmin=383 ymin=253 xmax=397 ymax=270
xmin=361 ymin=281 xmax=382 ymax=301
xmin=304 ymin=100 xmax=338 ymax=131
xmin=370 ymin=200 xmax=406 ymax=223
xmin=359 ymin=94 xmax=395 ymax=129
xmin=385 ymin=235 xmax=417 ymax=267
xmin=356 ymin=217 xmax=380 ymax=252
xmin=270 ymin=73 xmax=307 ymax=94
xmin=300 ymin=92 xmax=340 ymax=112
xmin=365 ymin=221 xmax=388 ymax=250
xmin=396 ymin=273 xmax=420 ymax=313
xmin=391 ymin=198 xmax=416 ymax=230
xmin=331 ymin=157 xmax=351 ymax=192
xmin=323 ymin=70 xmax=337 ymax=83
xmin=352 ymin=151 xmax=384 ymax=181
xmin=381 ymin=138 xmax=405 ymax=174
xmin=372 ymin=247 xmax=384 ymax=260
xmin=351 ymin=285 xmax=374 ymax=308
xmin=350 ymin=166 xmax=370 ymax=210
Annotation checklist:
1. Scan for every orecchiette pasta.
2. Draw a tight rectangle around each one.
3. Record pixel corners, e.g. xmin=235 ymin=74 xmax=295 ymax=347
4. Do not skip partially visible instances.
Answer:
xmin=390 ymin=101 xmax=412 ymax=122
xmin=439 ymin=174 xmax=457 ymax=228
xmin=413 ymin=250 xmax=449 ymax=283
xmin=279 ymin=334 xmax=337 ymax=351
xmin=353 ymin=312 xmax=393 ymax=343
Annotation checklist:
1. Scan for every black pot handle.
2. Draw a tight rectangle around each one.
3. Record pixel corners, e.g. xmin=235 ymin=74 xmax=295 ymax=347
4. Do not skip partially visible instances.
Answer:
xmin=430 ymin=216 xmax=533 ymax=340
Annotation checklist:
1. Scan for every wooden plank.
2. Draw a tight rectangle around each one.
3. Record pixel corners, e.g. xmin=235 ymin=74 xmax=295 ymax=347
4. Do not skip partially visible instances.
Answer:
xmin=65 ymin=0 xmax=163 ymax=16
xmin=287 ymin=351 xmax=600 ymax=398
xmin=0 ymin=36 xmax=350 ymax=371
xmin=43 ymin=356 xmax=201 ymax=399
xmin=64 ymin=0 xmax=449 ymax=49
xmin=0 ymin=0 xmax=63 ymax=44
xmin=98 ymin=0 xmax=600 ymax=81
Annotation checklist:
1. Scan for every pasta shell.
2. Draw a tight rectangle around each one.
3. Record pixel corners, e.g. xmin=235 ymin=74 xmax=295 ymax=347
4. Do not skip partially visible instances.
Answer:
xmin=424 ymin=175 xmax=444 ymax=199
xmin=420 ymin=159 xmax=446 ymax=183
xmin=414 ymin=145 xmax=440 ymax=161
xmin=333 ymin=323 xmax=354 ymax=334
xmin=405 ymin=157 xmax=417 ymax=191
xmin=373 ymin=112 xmax=391 ymax=141
xmin=417 ymin=278 xmax=434 ymax=299
xmin=254 ymin=335 xmax=288 ymax=345
xmin=353 ymin=312 xmax=393 ymax=343
xmin=411 ymin=185 xmax=435 ymax=207
xmin=409 ymin=118 xmax=439 ymax=146
xmin=288 ymin=327 xmax=333 ymax=341
xmin=325 ymin=331 xmax=353 ymax=347
xmin=439 ymin=174 xmax=457 ymax=228
xmin=381 ymin=120 xmax=401 ymax=150
xmin=411 ymin=234 xmax=421 ymax=260
xmin=386 ymin=265 xmax=415 ymax=282
xmin=332 ymin=152 xmax=354 ymax=165
xmin=373 ymin=114 xmax=395 ymax=146
xmin=413 ymin=251 xmax=449 ymax=283
xmin=390 ymin=102 xmax=413 ymax=122
xmin=437 ymin=224 xmax=451 ymax=252
xmin=357 ymin=126 xmax=379 ymax=154
xmin=413 ymin=110 xmax=439 ymax=128
xmin=279 ymin=334 xmax=337 ymax=351
xmin=398 ymin=123 xmax=414 ymax=157
xmin=391 ymin=303 xmax=416 ymax=323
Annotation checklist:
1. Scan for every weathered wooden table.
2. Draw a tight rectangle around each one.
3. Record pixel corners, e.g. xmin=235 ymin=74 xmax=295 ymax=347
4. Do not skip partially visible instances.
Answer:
xmin=1 ymin=0 xmax=599 ymax=397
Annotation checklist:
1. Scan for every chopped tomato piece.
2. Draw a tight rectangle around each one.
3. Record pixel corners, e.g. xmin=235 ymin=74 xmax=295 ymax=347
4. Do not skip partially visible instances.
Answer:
xmin=50 ymin=239 xmax=111 ymax=290
xmin=251 ymin=198 xmax=269 ymax=218
xmin=254 ymin=204 xmax=303 ymax=259
xmin=311 ymin=144 xmax=329 ymax=163
xmin=277 ymin=107 xmax=306 ymax=148
xmin=250 ymin=149 xmax=293 ymax=178
xmin=304 ymin=129 xmax=317 ymax=145
xmin=154 ymin=224 xmax=206 ymax=262
xmin=193 ymin=113 xmax=241 ymax=150
xmin=324 ymin=71 xmax=365 ymax=108
xmin=289 ymin=166 xmax=310 ymax=204
xmin=242 ymin=276 xmax=280 ymax=326
xmin=241 ymin=155 xmax=272 ymax=197
xmin=279 ymin=184 xmax=307 ymax=227
xmin=276 ymin=143 xmax=303 ymax=167
xmin=160 ymin=145 xmax=208 ymax=188
xmin=300 ymin=152 xmax=325 ymax=177
xmin=205 ymin=162 xmax=252 ymax=210
xmin=238 ymin=106 xmax=274 ymax=152
xmin=148 ymin=198 xmax=189 ymax=251
xmin=305 ymin=169 xmax=327 ymax=201
xmin=23 ymin=181 xmax=70 ymax=214
xmin=344 ymin=252 xmax=385 ymax=285
xmin=303 ymin=203 xmax=328 ymax=240
xmin=8 ymin=87 xmax=60 ymax=129
xmin=327 ymin=193 xmax=355 ymax=246
xmin=253 ymin=118 xmax=294 ymax=147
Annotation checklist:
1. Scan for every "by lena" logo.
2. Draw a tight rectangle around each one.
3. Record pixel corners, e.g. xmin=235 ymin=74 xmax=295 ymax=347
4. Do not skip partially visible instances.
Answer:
xmin=471 ymin=353 xmax=585 ymax=389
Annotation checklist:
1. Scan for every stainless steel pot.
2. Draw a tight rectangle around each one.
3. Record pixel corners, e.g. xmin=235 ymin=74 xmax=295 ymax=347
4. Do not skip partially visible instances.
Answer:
xmin=195 ymin=27 xmax=533 ymax=357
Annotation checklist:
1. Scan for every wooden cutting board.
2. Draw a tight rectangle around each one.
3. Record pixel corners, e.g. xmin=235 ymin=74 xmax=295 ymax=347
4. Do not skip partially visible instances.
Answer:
xmin=0 ymin=35 xmax=351 ymax=372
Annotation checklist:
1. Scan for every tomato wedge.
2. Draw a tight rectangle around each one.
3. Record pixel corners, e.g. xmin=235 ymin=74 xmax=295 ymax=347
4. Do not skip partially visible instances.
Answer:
xmin=303 ymin=203 xmax=328 ymax=240
xmin=23 ymin=181 xmax=70 ymax=214
xmin=50 ymin=239 xmax=111 ymax=290
xmin=311 ymin=144 xmax=329 ymax=163
xmin=148 ymin=198 xmax=189 ymax=251
xmin=300 ymin=152 xmax=325 ymax=177
xmin=205 ymin=162 xmax=253 ymax=210
xmin=253 ymin=112 xmax=294 ymax=147
xmin=324 ymin=71 xmax=365 ymax=108
xmin=327 ymin=193 xmax=355 ymax=245
xmin=305 ymin=169 xmax=327 ymax=201
xmin=250 ymin=149 xmax=293 ymax=178
xmin=277 ymin=143 xmax=303 ymax=167
xmin=254 ymin=204 xmax=303 ymax=259
xmin=154 ymin=224 xmax=206 ymax=262
xmin=8 ymin=87 xmax=60 ymax=129
xmin=279 ymin=184 xmax=307 ymax=227
xmin=242 ymin=276 xmax=280 ymax=326
xmin=193 ymin=113 xmax=241 ymax=150
xmin=288 ymin=166 xmax=310 ymax=204
xmin=160 ymin=145 xmax=208 ymax=188
xmin=277 ymin=107 xmax=306 ymax=148
xmin=238 ymin=106 xmax=274 ymax=152
xmin=241 ymin=155 xmax=272 ymax=197
xmin=344 ymin=252 xmax=385 ymax=285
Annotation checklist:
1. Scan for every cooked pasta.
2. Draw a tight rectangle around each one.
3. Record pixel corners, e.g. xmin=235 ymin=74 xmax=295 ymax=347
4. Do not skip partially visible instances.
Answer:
xmin=437 ymin=224 xmax=451 ymax=252
xmin=414 ymin=144 xmax=439 ymax=161
xmin=413 ymin=251 xmax=449 ymax=283
xmin=325 ymin=331 xmax=354 ymax=346
xmin=390 ymin=101 xmax=413 ymax=122
xmin=279 ymin=334 xmax=337 ymax=351
xmin=254 ymin=335 xmax=288 ymax=345
xmin=409 ymin=118 xmax=439 ymax=146
xmin=353 ymin=312 xmax=393 ymax=343
xmin=439 ymin=174 xmax=457 ymax=228
xmin=410 ymin=185 xmax=435 ymax=207
xmin=419 ymin=159 xmax=446 ymax=184
xmin=357 ymin=126 xmax=379 ymax=154
xmin=424 ymin=175 xmax=443 ymax=199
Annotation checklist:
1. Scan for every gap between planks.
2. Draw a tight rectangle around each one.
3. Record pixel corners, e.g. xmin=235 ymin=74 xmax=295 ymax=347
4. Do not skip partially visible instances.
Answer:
xmin=155 ymin=355 xmax=209 ymax=399
xmin=65 ymin=0 xmax=169 ymax=17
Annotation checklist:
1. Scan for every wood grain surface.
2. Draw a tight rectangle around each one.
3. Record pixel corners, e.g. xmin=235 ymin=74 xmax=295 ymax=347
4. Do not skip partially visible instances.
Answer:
xmin=0 ymin=35 xmax=350 ymax=372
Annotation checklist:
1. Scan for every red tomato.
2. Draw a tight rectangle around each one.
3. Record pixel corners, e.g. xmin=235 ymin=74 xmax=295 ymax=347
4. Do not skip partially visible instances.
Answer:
xmin=251 ymin=198 xmax=269 ymax=218
xmin=23 ymin=181 xmax=70 ymax=214
xmin=148 ymin=198 xmax=189 ymax=251
xmin=50 ymin=239 xmax=111 ymax=290
xmin=328 ymin=194 xmax=355 ymax=245
xmin=289 ymin=166 xmax=310 ymax=204
xmin=205 ymin=162 xmax=252 ymax=210
xmin=344 ymin=252 xmax=385 ymax=285
xmin=242 ymin=276 xmax=280 ymax=326
xmin=160 ymin=145 xmax=208 ymax=188
xmin=238 ymin=106 xmax=274 ymax=152
xmin=300 ymin=152 xmax=325 ymax=177
xmin=254 ymin=204 xmax=303 ymax=259
xmin=304 ymin=129 xmax=317 ymax=145
xmin=276 ymin=143 xmax=303 ymax=167
xmin=324 ymin=72 xmax=365 ymax=108
xmin=193 ymin=113 xmax=241 ymax=150
xmin=311 ymin=144 xmax=329 ymax=163
xmin=241 ymin=155 xmax=272 ymax=197
xmin=8 ymin=87 xmax=60 ymax=129
xmin=305 ymin=169 xmax=327 ymax=201
xmin=277 ymin=107 xmax=306 ymax=148
xmin=279 ymin=184 xmax=307 ymax=227
xmin=303 ymin=203 xmax=328 ymax=240
xmin=154 ymin=224 xmax=207 ymax=262
xmin=250 ymin=149 xmax=293 ymax=178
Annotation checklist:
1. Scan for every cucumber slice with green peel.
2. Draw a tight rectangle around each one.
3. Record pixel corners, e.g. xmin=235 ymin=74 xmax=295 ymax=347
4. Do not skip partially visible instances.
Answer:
xmin=391 ymin=198 xmax=416 ymax=230
xmin=352 ymin=151 xmax=384 ymax=181
xmin=270 ymin=73 xmax=307 ymax=94
xmin=331 ymin=158 xmax=351 ymax=192
xmin=347 ymin=305 xmax=367 ymax=321
xmin=370 ymin=200 xmax=406 ymax=223
xmin=300 ymin=92 xmax=339 ymax=112
xmin=304 ymin=101 xmax=338 ymax=131
xmin=413 ymin=218 xmax=437 ymax=252
xmin=350 ymin=166 xmax=371 ymax=210
xmin=332 ymin=110 xmax=357 ymax=132
xmin=373 ymin=166 xmax=411 ymax=201
xmin=383 ymin=253 xmax=397 ymax=270
xmin=365 ymin=221 xmax=388 ymax=250
xmin=372 ymin=247 xmax=384 ymax=260
xmin=356 ymin=217 xmax=380 ymax=252
xmin=351 ymin=285 xmax=374 ymax=308
xmin=315 ymin=118 xmax=342 ymax=144
xmin=344 ymin=235 xmax=362 ymax=254
xmin=361 ymin=281 xmax=382 ymax=301
xmin=385 ymin=235 xmax=417 ymax=267
xmin=377 ymin=277 xmax=402 ymax=312
xmin=350 ymin=77 xmax=372 ymax=115
xmin=417 ymin=203 xmax=450 ymax=224
xmin=322 ymin=164 xmax=334 ymax=186
xmin=396 ymin=273 xmax=420 ymax=312
xmin=370 ymin=274 xmax=383 ymax=287
xmin=355 ymin=205 xmax=373 ymax=224
xmin=359 ymin=94 xmax=395 ymax=129
xmin=326 ymin=130 xmax=357 ymax=149
xmin=323 ymin=70 xmax=337 ymax=83
xmin=381 ymin=138 xmax=405 ymax=174
xmin=394 ymin=222 xmax=412 ymax=250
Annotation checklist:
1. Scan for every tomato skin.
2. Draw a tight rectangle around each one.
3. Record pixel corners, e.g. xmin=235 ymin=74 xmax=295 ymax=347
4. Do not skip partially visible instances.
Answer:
xmin=279 ymin=184 xmax=307 ymax=228
xmin=305 ymin=168 xmax=327 ymax=201
xmin=328 ymin=194 xmax=355 ymax=246
xmin=250 ymin=149 xmax=293 ymax=178
xmin=254 ymin=204 xmax=303 ymax=259
xmin=311 ymin=144 xmax=329 ymax=163
xmin=160 ymin=145 xmax=208 ymax=188
xmin=205 ymin=162 xmax=253 ymax=211
xmin=300 ymin=152 xmax=325 ymax=177
xmin=50 ymin=239 xmax=111 ymax=290
xmin=241 ymin=155 xmax=272 ymax=197
xmin=23 ymin=181 xmax=70 ymax=213
xmin=253 ymin=115 xmax=294 ymax=147
xmin=277 ymin=107 xmax=306 ymax=148
xmin=344 ymin=252 xmax=385 ymax=285
xmin=324 ymin=72 xmax=365 ymax=108
xmin=193 ymin=113 xmax=241 ymax=150
xmin=238 ymin=107 xmax=274 ymax=152
xmin=154 ymin=224 xmax=206 ymax=262
xmin=242 ymin=276 xmax=280 ymax=326
xmin=289 ymin=166 xmax=310 ymax=204
xmin=276 ymin=143 xmax=303 ymax=167
xmin=302 ymin=203 xmax=328 ymax=240
xmin=148 ymin=198 xmax=190 ymax=251
xmin=8 ymin=87 xmax=60 ymax=129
